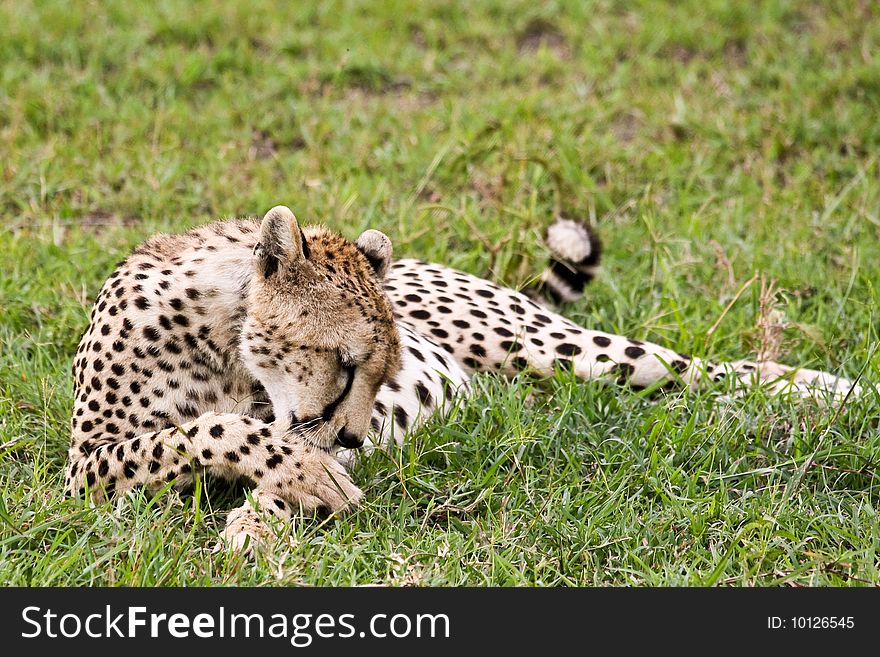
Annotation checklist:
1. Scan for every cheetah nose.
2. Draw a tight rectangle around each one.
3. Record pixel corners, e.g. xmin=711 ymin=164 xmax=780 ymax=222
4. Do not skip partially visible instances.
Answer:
xmin=334 ymin=428 xmax=364 ymax=449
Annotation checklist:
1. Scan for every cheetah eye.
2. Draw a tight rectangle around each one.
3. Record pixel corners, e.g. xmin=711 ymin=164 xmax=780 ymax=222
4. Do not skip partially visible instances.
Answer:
xmin=335 ymin=354 xmax=357 ymax=391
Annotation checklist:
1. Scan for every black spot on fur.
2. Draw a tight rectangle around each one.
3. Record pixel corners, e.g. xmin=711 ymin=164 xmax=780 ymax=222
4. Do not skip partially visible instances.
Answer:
xmin=393 ymin=405 xmax=409 ymax=429
xmin=123 ymin=460 xmax=138 ymax=478
xmin=415 ymin=382 xmax=433 ymax=408
xmin=556 ymin=343 xmax=582 ymax=357
xmin=613 ymin=363 xmax=636 ymax=382
xmin=624 ymin=346 xmax=646 ymax=359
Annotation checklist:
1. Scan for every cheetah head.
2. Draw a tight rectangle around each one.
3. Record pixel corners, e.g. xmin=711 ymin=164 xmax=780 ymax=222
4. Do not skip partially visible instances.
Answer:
xmin=241 ymin=205 xmax=401 ymax=450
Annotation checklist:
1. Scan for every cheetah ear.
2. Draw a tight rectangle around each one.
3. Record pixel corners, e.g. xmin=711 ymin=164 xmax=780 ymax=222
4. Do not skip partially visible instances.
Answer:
xmin=256 ymin=206 xmax=309 ymax=278
xmin=355 ymin=229 xmax=393 ymax=278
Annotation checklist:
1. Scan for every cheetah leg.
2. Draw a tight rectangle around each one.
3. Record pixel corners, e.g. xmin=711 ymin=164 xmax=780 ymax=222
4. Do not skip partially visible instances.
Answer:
xmin=65 ymin=412 xmax=361 ymax=549
xmin=219 ymin=490 xmax=297 ymax=552
xmin=384 ymin=261 xmax=860 ymax=401
xmin=505 ymin=311 xmax=860 ymax=400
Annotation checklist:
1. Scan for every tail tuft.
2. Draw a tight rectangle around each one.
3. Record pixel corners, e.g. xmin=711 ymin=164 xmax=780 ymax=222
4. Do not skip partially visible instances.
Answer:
xmin=528 ymin=217 xmax=602 ymax=306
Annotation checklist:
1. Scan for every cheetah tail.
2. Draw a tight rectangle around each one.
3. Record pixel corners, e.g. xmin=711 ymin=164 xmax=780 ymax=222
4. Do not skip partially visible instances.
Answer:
xmin=525 ymin=217 xmax=601 ymax=307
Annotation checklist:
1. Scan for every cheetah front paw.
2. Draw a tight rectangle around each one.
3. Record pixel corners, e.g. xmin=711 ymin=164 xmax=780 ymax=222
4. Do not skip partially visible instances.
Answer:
xmin=218 ymin=505 xmax=273 ymax=554
xmin=297 ymin=449 xmax=364 ymax=513
xmin=264 ymin=444 xmax=363 ymax=514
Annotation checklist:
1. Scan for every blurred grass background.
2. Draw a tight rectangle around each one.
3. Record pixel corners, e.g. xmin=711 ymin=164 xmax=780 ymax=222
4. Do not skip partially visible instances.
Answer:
xmin=0 ymin=0 xmax=878 ymax=585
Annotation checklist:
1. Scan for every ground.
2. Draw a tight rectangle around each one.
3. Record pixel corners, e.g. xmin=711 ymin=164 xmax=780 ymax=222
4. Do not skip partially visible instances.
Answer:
xmin=1 ymin=0 xmax=879 ymax=585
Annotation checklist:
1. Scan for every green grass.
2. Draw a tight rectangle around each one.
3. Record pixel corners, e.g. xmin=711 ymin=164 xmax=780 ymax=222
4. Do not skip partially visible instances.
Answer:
xmin=1 ymin=0 xmax=879 ymax=586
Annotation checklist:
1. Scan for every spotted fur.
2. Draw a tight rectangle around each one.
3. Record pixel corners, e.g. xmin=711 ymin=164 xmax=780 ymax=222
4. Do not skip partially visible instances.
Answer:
xmin=67 ymin=207 xmax=399 ymax=546
xmin=67 ymin=207 xmax=863 ymax=549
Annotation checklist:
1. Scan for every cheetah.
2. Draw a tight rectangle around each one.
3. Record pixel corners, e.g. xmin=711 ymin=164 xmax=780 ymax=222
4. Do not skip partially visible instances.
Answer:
xmin=66 ymin=206 xmax=863 ymax=548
